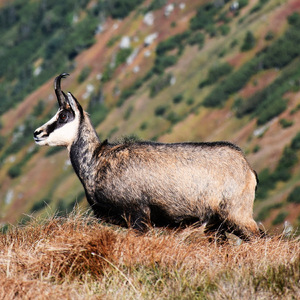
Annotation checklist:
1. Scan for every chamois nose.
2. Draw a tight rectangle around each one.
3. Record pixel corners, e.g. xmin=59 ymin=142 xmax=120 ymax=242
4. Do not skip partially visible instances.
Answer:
xmin=33 ymin=129 xmax=41 ymax=138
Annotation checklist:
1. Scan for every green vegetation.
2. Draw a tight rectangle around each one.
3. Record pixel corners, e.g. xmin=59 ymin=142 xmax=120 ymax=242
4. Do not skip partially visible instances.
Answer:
xmin=149 ymin=73 xmax=172 ymax=98
xmin=88 ymin=90 xmax=109 ymax=126
xmin=203 ymin=58 xmax=259 ymax=107
xmin=145 ymin=0 xmax=166 ymax=12
xmin=102 ymin=0 xmax=145 ymax=19
xmin=199 ymin=62 xmax=233 ymax=88
xmin=8 ymin=147 xmax=38 ymax=178
xmin=0 ymin=0 xmax=146 ymax=116
xmin=102 ymin=48 xmax=132 ymax=83
xmin=190 ymin=3 xmax=220 ymax=32
xmin=279 ymin=118 xmax=294 ymax=128
xmin=155 ymin=104 xmax=169 ymax=116
xmin=241 ymin=31 xmax=256 ymax=51
xmin=77 ymin=66 xmax=91 ymax=83
xmin=287 ymin=186 xmax=300 ymax=204
xmin=256 ymin=131 xmax=300 ymax=199
xmin=204 ymin=13 xmax=300 ymax=119
xmin=188 ymin=31 xmax=205 ymax=48
xmin=257 ymin=203 xmax=283 ymax=221
xmin=272 ymin=211 xmax=289 ymax=226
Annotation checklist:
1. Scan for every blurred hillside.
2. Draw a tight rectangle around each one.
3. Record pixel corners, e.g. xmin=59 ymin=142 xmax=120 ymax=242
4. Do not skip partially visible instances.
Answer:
xmin=0 ymin=0 xmax=299 ymax=233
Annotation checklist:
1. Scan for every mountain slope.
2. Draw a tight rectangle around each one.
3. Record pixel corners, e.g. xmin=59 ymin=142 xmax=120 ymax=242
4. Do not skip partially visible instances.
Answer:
xmin=0 ymin=0 xmax=299 ymax=233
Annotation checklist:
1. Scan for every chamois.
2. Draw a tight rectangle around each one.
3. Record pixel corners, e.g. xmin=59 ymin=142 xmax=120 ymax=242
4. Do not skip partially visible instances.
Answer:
xmin=34 ymin=73 xmax=259 ymax=239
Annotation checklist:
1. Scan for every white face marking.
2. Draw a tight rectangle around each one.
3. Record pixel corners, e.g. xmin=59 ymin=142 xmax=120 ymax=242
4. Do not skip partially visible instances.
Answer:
xmin=34 ymin=108 xmax=80 ymax=148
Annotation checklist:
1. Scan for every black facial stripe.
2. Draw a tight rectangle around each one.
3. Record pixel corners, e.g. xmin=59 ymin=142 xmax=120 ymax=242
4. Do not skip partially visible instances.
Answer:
xmin=45 ymin=110 xmax=75 ymax=135
xmin=46 ymin=120 xmax=58 ymax=136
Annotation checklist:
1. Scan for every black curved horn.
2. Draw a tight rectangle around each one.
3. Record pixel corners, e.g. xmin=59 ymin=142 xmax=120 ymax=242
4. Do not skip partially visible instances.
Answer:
xmin=54 ymin=73 xmax=69 ymax=107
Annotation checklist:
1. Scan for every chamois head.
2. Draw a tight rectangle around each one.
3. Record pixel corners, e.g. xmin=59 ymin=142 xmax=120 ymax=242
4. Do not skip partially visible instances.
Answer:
xmin=33 ymin=73 xmax=83 ymax=148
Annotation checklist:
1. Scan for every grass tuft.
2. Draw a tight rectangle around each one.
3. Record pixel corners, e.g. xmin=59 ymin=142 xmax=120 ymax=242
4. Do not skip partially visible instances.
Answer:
xmin=0 ymin=210 xmax=299 ymax=299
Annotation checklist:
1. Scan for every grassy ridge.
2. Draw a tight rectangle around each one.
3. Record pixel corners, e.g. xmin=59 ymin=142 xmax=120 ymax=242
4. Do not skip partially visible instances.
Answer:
xmin=0 ymin=211 xmax=299 ymax=299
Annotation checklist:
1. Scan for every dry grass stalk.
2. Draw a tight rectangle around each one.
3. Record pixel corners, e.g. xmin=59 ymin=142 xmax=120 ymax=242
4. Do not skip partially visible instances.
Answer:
xmin=0 ymin=211 xmax=299 ymax=299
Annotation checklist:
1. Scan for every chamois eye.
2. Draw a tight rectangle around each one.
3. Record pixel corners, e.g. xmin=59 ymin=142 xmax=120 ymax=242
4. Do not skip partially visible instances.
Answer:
xmin=59 ymin=113 xmax=67 ymax=122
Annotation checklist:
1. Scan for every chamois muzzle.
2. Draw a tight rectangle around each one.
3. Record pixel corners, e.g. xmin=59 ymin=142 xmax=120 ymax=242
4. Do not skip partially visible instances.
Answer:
xmin=55 ymin=73 xmax=69 ymax=108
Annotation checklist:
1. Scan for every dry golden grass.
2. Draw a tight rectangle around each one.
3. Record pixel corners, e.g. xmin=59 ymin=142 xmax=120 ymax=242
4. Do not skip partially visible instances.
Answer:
xmin=0 ymin=210 xmax=299 ymax=299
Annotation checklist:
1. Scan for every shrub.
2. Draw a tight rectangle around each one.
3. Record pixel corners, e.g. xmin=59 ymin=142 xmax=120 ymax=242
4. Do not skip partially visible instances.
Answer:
xmin=149 ymin=73 xmax=172 ymax=98
xmin=265 ymin=31 xmax=274 ymax=41
xmin=77 ymin=66 xmax=91 ymax=83
xmin=190 ymin=3 xmax=219 ymax=31
xmin=200 ymin=62 xmax=233 ymax=88
xmin=153 ymin=55 xmax=177 ymax=74
xmin=105 ymin=0 xmax=144 ymax=19
xmin=257 ymin=98 xmax=287 ymax=125
xmin=45 ymin=147 xmax=64 ymax=157
xmin=155 ymin=104 xmax=169 ymax=116
xmin=146 ymin=0 xmax=166 ymax=11
xmin=188 ymin=32 xmax=205 ymax=48
xmin=116 ymin=48 xmax=132 ymax=66
xmin=203 ymin=59 xmax=257 ymax=107
xmin=166 ymin=111 xmax=182 ymax=124
xmin=279 ymin=118 xmax=294 ymax=129
xmin=272 ymin=211 xmax=289 ymax=225
xmin=8 ymin=165 xmax=22 ymax=178
xmin=291 ymin=132 xmax=300 ymax=150
xmin=219 ymin=24 xmax=230 ymax=36
xmin=156 ymin=32 xmax=190 ymax=56
xmin=186 ymin=97 xmax=195 ymax=106
xmin=241 ymin=31 xmax=256 ymax=52
xmin=140 ymin=121 xmax=148 ymax=131
xmin=173 ymin=94 xmax=183 ymax=104
xmin=124 ymin=105 xmax=133 ymax=120
xmin=256 ymin=168 xmax=276 ymax=199
xmin=31 ymin=198 xmax=50 ymax=213
xmin=287 ymin=186 xmax=300 ymax=204
xmin=272 ymin=146 xmax=298 ymax=182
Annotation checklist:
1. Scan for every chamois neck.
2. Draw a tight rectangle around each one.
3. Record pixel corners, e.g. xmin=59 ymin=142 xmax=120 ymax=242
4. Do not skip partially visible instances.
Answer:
xmin=68 ymin=114 xmax=101 ymax=185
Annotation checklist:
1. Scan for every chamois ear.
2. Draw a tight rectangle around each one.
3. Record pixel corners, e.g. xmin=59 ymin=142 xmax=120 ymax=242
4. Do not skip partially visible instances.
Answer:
xmin=67 ymin=92 xmax=84 ymax=117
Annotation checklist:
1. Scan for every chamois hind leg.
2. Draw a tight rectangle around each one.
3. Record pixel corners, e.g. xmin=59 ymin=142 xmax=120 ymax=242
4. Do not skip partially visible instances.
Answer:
xmin=125 ymin=206 xmax=151 ymax=233
xmin=228 ymin=216 xmax=260 ymax=241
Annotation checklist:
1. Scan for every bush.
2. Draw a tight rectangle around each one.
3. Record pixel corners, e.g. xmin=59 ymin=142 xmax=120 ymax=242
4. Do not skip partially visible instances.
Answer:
xmin=31 ymin=198 xmax=50 ymax=213
xmin=77 ymin=66 xmax=91 ymax=83
xmin=257 ymin=98 xmax=287 ymax=125
xmin=45 ymin=147 xmax=64 ymax=157
xmin=105 ymin=0 xmax=144 ymax=19
xmin=8 ymin=165 xmax=22 ymax=178
xmin=124 ymin=105 xmax=133 ymax=120
xmin=203 ymin=59 xmax=258 ymax=107
xmin=219 ymin=24 xmax=230 ymax=36
xmin=256 ymin=168 xmax=276 ymax=199
xmin=155 ymin=104 xmax=169 ymax=116
xmin=156 ymin=32 xmax=190 ymax=56
xmin=153 ymin=55 xmax=177 ymax=74
xmin=272 ymin=211 xmax=289 ymax=225
xmin=272 ymin=146 xmax=298 ymax=182
xmin=166 ymin=111 xmax=182 ymax=124
xmin=188 ymin=32 xmax=205 ymax=48
xmin=146 ymin=0 xmax=166 ymax=11
xmin=279 ymin=118 xmax=294 ymax=129
xmin=149 ymin=73 xmax=172 ymax=98
xmin=140 ymin=121 xmax=148 ymax=131
xmin=291 ymin=132 xmax=300 ymax=150
xmin=241 ymin=31 xmax=256 ymax=51
xmin=173 ymin=94 xmax=183 ymax=104
xmin=116 ymin=48 xmax=132 ymax=66
xmin=287 ymin=186 xmax=300 ymax=204
xmin=199 ymin=62 xmax=233 ymax=88
xmin=190 ymin=3 xmax=219 ymax=31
